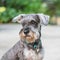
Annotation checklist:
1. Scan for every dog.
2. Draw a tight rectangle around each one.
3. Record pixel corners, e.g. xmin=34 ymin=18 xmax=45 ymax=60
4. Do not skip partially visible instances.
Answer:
xmin=1 ymin=13 xmax=49 ymax=60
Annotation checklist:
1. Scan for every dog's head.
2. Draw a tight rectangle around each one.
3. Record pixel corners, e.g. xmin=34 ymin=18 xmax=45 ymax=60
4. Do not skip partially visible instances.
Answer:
xmin=12 ymin=14 xmax=49 ymax=43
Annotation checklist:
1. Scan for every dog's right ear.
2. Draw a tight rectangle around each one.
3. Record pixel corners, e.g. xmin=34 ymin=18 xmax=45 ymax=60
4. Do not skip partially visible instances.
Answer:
xmin=12 ymin=14 xmax=26 ymax=23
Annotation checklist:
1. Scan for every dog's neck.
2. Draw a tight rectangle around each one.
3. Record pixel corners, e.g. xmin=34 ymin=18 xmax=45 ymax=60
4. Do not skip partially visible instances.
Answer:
xmin=23 ymin=39 xmax=42 ymax=53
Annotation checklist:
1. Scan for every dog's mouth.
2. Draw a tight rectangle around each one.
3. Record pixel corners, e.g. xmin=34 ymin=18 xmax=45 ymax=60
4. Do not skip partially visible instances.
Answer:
xmin=19 ymin=30 xmax=37 ymax=43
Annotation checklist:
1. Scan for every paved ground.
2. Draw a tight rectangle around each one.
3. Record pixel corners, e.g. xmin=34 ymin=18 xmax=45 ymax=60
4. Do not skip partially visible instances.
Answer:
xmin=0 ymin=24 xmax=60 ymax=60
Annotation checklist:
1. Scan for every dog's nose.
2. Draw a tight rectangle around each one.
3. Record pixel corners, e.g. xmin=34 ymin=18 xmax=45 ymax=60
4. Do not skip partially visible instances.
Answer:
xmin=24 ymin=27 xmax=29 ymax=34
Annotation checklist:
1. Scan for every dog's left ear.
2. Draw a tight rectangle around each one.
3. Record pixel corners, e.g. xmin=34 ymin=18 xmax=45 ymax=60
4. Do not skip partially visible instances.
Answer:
xmin=12 ymin=14 xmax=26 ymax=23
xmin=37 ymin=14 xmax=50 ymax=25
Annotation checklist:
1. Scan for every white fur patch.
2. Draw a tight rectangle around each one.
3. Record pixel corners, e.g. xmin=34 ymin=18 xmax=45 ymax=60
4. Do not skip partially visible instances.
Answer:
xmin=23 ymin=48 xmax=43 ymax=60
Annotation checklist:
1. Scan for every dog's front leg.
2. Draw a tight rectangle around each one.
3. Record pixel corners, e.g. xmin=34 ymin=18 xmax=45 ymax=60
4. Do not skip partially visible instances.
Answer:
xmin=1 ymin=41 xmax=23 ymax=60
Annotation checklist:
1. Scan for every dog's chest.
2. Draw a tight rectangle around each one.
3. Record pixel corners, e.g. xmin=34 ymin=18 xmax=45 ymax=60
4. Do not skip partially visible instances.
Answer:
xmin=23 ymin=48 xmax=43 ymax=60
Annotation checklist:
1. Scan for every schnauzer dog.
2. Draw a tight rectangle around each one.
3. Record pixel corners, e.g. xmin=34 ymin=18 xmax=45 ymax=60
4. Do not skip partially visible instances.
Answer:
xmin=1 ymin=14 xmax=49 ymax=60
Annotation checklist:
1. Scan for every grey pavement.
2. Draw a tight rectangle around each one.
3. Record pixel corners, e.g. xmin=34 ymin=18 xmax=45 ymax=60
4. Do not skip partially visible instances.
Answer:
xmin=0 ymin=24 xmax=60 ymax=60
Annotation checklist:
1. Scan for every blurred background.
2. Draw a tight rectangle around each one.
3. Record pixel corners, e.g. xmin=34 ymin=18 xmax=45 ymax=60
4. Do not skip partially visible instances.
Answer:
xmin=0 ymin=0 xmax=60 ymax=24
xmin=0 ymin=0 xmax=60 ymax=60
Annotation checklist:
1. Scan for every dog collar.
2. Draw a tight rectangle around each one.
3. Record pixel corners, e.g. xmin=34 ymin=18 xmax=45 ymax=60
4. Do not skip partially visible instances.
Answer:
xmin=33 ymin=39 xmax=42 ymax=49
xmin=24 ymin=39 xmax=42 ymax=50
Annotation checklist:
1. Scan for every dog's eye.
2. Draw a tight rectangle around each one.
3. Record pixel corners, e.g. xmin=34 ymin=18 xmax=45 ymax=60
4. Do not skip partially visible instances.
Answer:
xmin=31 ymin=20 xmax=37 ymax=25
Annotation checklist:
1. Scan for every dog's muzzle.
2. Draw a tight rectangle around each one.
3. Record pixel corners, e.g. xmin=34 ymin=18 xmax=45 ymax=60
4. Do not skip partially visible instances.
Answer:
xmin=19 ymin=27 xmax=38 ymax=43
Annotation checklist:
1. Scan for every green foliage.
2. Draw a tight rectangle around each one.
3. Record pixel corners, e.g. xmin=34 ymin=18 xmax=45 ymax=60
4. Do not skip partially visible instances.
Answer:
xmin=0 ymin=0 xmax=60 ymax=23
xmin=0 ymin=8 xmax=19 ymax=23
xmin=45 ymin=0 xmax=60 ymax=16
xmin=0 ymin=0 xmax=44 ymax=23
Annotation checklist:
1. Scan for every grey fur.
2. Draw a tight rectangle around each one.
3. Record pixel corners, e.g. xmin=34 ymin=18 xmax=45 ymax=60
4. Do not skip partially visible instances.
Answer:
xmin=1 ymin=41 xmax=24 ymax=60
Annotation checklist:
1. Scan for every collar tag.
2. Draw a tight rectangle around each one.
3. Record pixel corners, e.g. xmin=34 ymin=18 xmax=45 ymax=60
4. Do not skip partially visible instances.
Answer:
xmin=36 ymin=49 xmax=40 ymax=53
xmin=33 ymin=45 xmax=37 ymax=49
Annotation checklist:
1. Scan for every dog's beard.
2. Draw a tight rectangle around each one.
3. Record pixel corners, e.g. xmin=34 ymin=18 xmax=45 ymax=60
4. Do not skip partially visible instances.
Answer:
xmin=19 ymin=30 xmax=38 ymax=43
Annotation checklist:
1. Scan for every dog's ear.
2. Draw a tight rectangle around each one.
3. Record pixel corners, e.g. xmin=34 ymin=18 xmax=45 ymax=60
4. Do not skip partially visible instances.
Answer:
xmin=12 ymin=14 xmax=26 ymax=23
xmin=37 ymin=14 xmax=50 ymax=25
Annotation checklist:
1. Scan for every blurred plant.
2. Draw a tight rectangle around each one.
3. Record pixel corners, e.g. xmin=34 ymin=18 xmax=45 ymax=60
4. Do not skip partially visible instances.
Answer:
xmin=44 ymin=0 xmax=60 ymax=24
xmin=0 ymin=0 xmax=42 ymax=23
xmin=0 ymin=0 xmax=60 ymax=23
xmin=0 ymin=8 xmax=19 ymax=23
xmin=45 ymin=0 xmax=60 ymax=16
xmin=0 ymin=7 xmax=6 ymax=13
